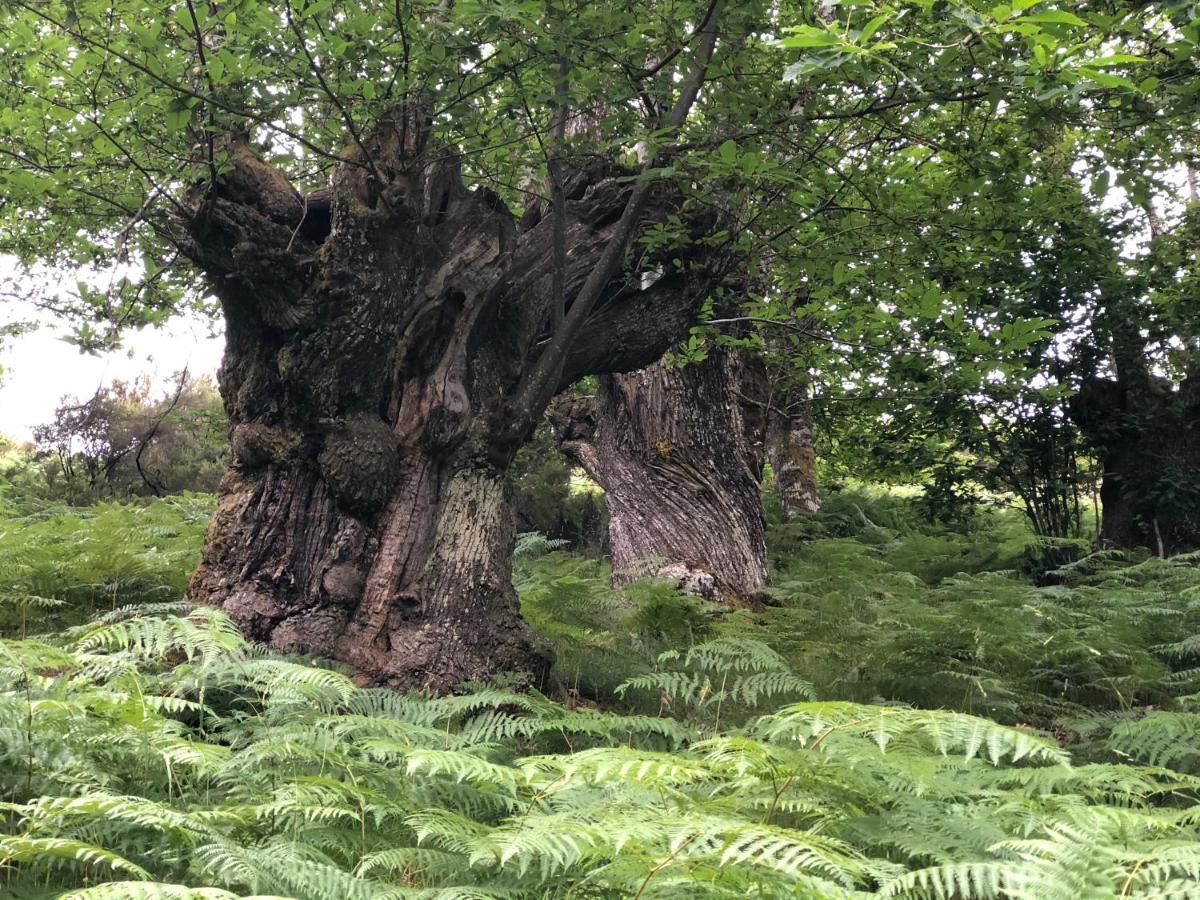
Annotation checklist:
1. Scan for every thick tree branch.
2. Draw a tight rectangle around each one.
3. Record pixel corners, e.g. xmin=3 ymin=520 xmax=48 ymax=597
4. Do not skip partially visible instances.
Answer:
xmin=557 ymin=273 xmax=705 ymax=389
xmin=508 ymin=0 xmax=724 ymax=428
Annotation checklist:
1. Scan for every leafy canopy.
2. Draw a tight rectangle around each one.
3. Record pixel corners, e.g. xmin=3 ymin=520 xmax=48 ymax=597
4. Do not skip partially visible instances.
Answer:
xmin=1 ymin=0 xmax=1192 ymax=351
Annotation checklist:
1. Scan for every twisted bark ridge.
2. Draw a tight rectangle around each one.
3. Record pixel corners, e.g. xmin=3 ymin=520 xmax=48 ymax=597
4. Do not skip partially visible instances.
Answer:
xmin=181 ymin=111 xmax=713 ymax=690
xmin=550 ymin=347 xmax=769 ymax=602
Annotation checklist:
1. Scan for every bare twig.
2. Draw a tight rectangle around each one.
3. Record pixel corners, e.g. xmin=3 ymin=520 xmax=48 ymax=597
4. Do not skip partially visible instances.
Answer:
xmin=285 ymin=1 xmax=391 ymax=193
xmin=134 ymin=367 xmax=190 ymax=497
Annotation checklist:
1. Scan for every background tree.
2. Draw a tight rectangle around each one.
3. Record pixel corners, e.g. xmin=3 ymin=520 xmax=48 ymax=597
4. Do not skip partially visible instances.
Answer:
xmin=32 ymin=371 xmax=227 ymax=502
xmin=766 ymin=379 xmax=822 ymax=518
xmin=508 ymin=423 xmax=606 ymax=552
xmin=745 ymin=30 xmax=1198 ymax=551
xmin=550 ymin=342 xmax=770 ymax=603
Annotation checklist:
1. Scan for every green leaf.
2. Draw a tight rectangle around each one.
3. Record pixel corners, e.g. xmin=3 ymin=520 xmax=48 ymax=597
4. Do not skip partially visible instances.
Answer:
xmin=1021 ymin=10 xmax=1088 ymax=27
xmin=164 ymin=99 xmax=192 ymax=133
xmin=777 ymin=26 xmax=841 ymax=48
xmin=858 ymin=13 xmax=890 ymax=45
xmin=1085 ymin=54 xmax=1146 ymax=67
xmin=1078 ymin=68 xmax=1138 ymax=90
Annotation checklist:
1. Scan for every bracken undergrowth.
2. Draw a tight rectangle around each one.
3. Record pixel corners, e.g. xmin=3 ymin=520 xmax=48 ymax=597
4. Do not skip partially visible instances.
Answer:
xmin=0 ymin=491 xmax=1198 ymax=898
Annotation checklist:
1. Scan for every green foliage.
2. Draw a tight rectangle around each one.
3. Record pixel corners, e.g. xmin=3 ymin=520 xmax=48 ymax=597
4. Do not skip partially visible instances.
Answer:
xmin=3 ymin=495 xmax=1200 ymax=897
xmin=617 ymin=637 xmax=814 ymax=724
xmin=743 ymin=517 xmax=1200 ymax=727
xmin=525 ymin=494 xmax=1200 ymax=739
xmin=1107 ymin=709 xmax=1200 ymax=773
xmin=28 ymin=372 xmax=229 ymax=503
xmin=0 ymin=495 xmax=213 ymax=636
xmin=515 ymin=550 xmax=715 ymax=703
xmin=768 ymin=485 xmax=1036 ymax=581
xmin=1 ymin=601 xmax=1198 ymax=899
xmin=619 ymin=577 xmax=715 ymax=647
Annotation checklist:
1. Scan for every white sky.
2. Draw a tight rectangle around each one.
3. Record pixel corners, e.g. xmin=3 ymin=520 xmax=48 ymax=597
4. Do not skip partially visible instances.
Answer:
xmin=0 ymin=306 xmax=224 ymax=443
xmin=0 ymin=251 xmax=225 ymax=442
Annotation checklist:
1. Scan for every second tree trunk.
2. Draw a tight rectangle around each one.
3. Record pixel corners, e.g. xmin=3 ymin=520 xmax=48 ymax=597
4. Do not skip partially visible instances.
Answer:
xmin=767 ymin=378 xmax=822 ymax=518
xmin=552 ymin=348 xmax=769 ymax=602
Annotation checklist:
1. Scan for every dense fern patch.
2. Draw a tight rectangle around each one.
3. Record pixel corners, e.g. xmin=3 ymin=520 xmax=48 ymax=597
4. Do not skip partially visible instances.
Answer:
xmin=2 ymin=494 xmax=1200 ymax=897
xmin=518 ymin=492 xmax=1200 ymax=731
xmin=0 ymin=496 xmax=212 ymax=635
xmin=1 ymin=606 xmax=1198 ymax=897
xmin=739 ymin=544 xmax=1200 ymax=726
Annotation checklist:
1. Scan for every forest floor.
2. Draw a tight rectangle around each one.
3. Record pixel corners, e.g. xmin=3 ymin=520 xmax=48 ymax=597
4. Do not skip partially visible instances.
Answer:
xmin=1 ymin=488 xmax=1198 ymax=898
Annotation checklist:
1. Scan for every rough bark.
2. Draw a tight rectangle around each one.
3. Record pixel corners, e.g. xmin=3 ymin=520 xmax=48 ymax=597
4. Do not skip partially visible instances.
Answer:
xmin=1072 ymin=371 xmax=1200 ymax=555
xmin=550 ymin=347 xmax=769 ymax=602
xmin=766 ymin=378 xmax=821 ymax=518
xmin=180 ymin=111 xmax=717 ymax=690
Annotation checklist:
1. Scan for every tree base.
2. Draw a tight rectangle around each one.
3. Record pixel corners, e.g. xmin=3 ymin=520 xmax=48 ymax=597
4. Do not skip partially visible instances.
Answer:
xmin=189 ymin=459 xmax=553 ymax=693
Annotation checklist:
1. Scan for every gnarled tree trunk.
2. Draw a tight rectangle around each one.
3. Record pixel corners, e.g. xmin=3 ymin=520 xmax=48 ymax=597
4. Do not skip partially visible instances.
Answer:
xmin=550 ymin=347 xmax=768 ymax=602
xmin=767 ymin=378 xmax=821 ymax=518
xmin=180 ymin=107 xmax=718 ymax=690
xmin=1072 ymin=372 xmax=1200 ymax=555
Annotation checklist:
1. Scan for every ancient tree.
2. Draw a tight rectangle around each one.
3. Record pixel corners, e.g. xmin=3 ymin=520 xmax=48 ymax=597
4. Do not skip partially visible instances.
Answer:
xmin=546 ymin=331 xmax=822 ymax=601
xmin=0 ymin=0 xmax=804 ymax=688
xmin=4 ymin=0 xmax=1150 ymax=685
xmin=550 ymin=347 xmax=770 ymax=602
xmin=1068 ymin=208 xmax=1200 ymax=556
xmin=180 ymin=41 xmax=727 ymax=689
xmin=0 ymin=0 xmax=736 ymax=690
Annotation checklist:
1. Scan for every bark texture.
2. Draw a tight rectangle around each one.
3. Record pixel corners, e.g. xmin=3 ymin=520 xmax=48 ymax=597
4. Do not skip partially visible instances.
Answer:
xmin=766 ymin=378 xmax=821 ymax=518
xmin=551 ymin=347 xmax=769 ymax=602
xmin=1072 ymin=372 xmax=1200 ymax=555
xmin=181 ymin=112 xmax=715 ymax=690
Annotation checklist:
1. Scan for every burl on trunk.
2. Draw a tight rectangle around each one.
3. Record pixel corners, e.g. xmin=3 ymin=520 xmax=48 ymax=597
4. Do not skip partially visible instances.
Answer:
xmin=181 ymin=110 xmax=715 ymax=690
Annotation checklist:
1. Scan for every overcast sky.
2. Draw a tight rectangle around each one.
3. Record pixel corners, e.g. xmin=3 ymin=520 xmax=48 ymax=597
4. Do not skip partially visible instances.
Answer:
xmin=0 ymin=307 xmax=224 ymax=443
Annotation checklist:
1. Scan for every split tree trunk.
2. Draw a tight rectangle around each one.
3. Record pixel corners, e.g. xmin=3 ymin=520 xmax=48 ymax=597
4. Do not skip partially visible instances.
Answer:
xmin=550 ymin=347 xmax=769 ymax=602
xmin=180 ymin=112 xmax=718 ymax=690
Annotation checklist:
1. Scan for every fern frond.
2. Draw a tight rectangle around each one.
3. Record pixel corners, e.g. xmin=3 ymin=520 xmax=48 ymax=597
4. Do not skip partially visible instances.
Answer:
xmin=0 ymin=835 xmax=152 ymax=878
xmin=57 ymin=884 xmax=254 ymax=899
xmin=755 ymin=702 xmax=1069 ymax=765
